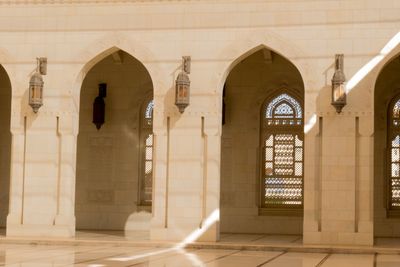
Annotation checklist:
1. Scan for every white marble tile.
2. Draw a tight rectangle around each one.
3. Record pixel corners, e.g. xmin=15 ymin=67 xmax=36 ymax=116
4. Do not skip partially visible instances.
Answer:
xmin=0 ymin=243 xmax=395 ymax=267
xmin=73 ymin=248 xmax=195 ymax=267
xmin=206 ymin=250 xmax=282 ymax=267
xmin=322 ymin=254 xmax=374 ymax=267
xmin=262 ymin=252 xmax=327 ymax=267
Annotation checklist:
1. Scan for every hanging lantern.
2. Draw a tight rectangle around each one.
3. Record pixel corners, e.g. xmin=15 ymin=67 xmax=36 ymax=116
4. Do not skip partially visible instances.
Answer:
xmin=331 ymin=54 xmax=346 ymax=113
xmin=175 ymin=56 xmax=191 ymax=113
xmin=92 ymin=83 xmax=107 ymax=130
xmin=29 ymin=58 xmax=46 ymax=113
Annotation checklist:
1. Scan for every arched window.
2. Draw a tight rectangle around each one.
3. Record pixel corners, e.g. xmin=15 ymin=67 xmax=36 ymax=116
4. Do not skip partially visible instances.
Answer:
xmin=388 ymin=97 xmax=400 ymax=212
xmin=261 ymin=93 xmax=304 ymax=213
xmin=139 ymin=99 xmax=154 ymax=206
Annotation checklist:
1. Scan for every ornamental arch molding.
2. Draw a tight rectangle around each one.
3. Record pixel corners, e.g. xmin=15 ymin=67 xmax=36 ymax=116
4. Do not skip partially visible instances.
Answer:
xmin=347 ymin=32 xmax=400 ymax=112
xmin=217 ymin=31 xmax=309 ymax=97
xmin=72 ymin=32 xmax=166 ymax=113
xmin=0 ymin=49 xmax=17 ymax=98
xmin=371 ymin=42 xmax=400 ymax=94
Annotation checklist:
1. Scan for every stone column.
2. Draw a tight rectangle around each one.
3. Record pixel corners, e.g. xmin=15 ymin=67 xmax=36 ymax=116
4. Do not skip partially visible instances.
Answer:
xmin=356 ymin=114 xmax=374 ymax=244
xmin=151 ymin=113 xmax=221 ymax=242
xmin=7 ymin=112 xmax=74 ymax=237
xmin=150 ymin=115 xmax=169 ymax=239
xmin=304 ymin=112 xmax=374 ymax=246
xmin=321 ymin=115 xmax=357 ymax=244
xmin=6 ymin=114 xmax=25 ymax=230
xmin=54 ymin=113 xmax=77 ymax=236
xmin=198 ymin=115 xmax=220 ymax=242
xmin=303 ymin=112 xmax=323 ymax=241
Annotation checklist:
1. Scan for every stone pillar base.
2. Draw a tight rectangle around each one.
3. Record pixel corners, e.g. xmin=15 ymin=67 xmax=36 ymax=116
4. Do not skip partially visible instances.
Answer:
xmin=6 ymin=224 xmax=75 ymax=238
xmin=303 ymin=231 xmax=373 ymax=246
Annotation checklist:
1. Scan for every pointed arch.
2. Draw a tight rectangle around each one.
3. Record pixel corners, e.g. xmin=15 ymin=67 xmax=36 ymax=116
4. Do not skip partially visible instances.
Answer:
xmin=217 ymin=29 xmax=308 ymax=97
xmin=368 ymin=32 xmax=400 ymax=93
xmin=374 ymin=41 xmax=400 ymax=238
xmin=265 ymin=93 xmax=303 ymax=119
xmin=220 ymin=39 xmax=305 ymax=235
xmin=75 ymin=46 xmax=154 ymax=233
xmin=71 ymin=32 xmax=166 ymax=115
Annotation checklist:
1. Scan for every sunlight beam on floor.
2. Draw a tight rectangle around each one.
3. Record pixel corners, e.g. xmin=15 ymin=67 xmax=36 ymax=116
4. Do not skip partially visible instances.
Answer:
xmin=108 ymin=209 xmax=219 ymax=266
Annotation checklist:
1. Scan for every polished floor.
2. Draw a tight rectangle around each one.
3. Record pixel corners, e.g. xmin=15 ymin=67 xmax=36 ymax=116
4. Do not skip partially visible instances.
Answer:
xmin=1 ymin=243 xmax=400 ymax=266
xmin=2 ymin=229 xmax=400 ymax=266
xmin=2 ymin=229 xmax=400 ymax=249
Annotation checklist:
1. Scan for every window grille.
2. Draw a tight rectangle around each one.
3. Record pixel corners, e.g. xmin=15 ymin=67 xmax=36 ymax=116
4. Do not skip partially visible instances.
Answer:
xmin=261 ymin=93 xmax=304 ymax=211
xmin=139 ymin=99 xmax=154 ymax=206
xmin=388 ymin=98 xmax=400 ymax=209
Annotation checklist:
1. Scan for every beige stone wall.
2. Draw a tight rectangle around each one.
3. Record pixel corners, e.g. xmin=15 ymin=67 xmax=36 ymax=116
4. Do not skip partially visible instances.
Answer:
xmin=0 ymin=0 xmax=398 ymax=244
xmin=76 ymin=51 xmax=152 ymax=230
xmin=221 ymin=49 xmax=304 ymax=234
xmin=0 ymin=65 xmax=11 ymax=228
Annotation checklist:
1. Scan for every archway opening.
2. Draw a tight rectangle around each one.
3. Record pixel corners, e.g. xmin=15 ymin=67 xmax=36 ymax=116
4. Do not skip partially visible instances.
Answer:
xmin=374 ymin=54 xmax=400 ymax=243
xmin=75 ymin=50 xmax=153 ymax=238
xmin=0 ymin=64 xmax=11 ymax=234
xmin=220 ymin=48 xmax=305 ymax=239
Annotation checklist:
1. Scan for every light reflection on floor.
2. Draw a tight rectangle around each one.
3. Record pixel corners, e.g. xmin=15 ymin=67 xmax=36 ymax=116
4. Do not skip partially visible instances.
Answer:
xmin=0 ymin=243 xmax=400 ymax=266
xmin=2 ymin=230 xmax=400 ymax=266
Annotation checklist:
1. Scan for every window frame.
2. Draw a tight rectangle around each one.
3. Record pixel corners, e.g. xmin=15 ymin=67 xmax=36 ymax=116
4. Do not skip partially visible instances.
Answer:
xmin=259 ymin=90 xmax=304 ymax=217
xmin=386 ymin=94 xmax=400 ymax=217
xmin=138 ymin=98 xmax=154 ymax=209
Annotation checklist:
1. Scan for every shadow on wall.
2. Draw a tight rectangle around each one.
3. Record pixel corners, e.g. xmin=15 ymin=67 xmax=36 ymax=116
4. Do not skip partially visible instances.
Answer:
xmin=220 ymin=47 xmax=305 ymax=235
xmin=0 ymin=64 xmax=11 ymax=228
xmin=75 ymin=50 xmax=154 ymax=233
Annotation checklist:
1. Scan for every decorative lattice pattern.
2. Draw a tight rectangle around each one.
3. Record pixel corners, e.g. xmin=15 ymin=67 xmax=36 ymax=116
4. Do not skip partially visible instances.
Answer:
xmin=389 ymin=97 xmax=400 ymax=209
xmin=391 ymin=135 xmax=400 ymax=208
xmin=140 ymin=133 xmax=153 ymax=205
xmin=392 ymin=179 xmax=400 ymax=207
xmin=393 ymin=99 xmax=400 ymax=126
xmin=143 ymin=100 xmax=154 ymax=128
xmin=139 ymin=99 xmax=154 ymax=206
xmin=265 ymin=94 xmax=302 ymax=126
xmin=264 ymin=134 xmax=303 ymax=207
xmin=263 ymin=93 xmax=303 ymax=210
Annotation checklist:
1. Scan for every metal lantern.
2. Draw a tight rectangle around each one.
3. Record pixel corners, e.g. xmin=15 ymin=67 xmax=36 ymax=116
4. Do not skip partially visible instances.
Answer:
xmin=175 ymin=56 xmax=191 ymax=113
xmin=29 ymin=58 xmax=46 ymax=113
xmin=331 ymin=54 xmax=346 ymax=113
xmin=29 ymin=71 xmax=44 ymax=113
xmin=92 ymin=83 xmax=107 ymax=130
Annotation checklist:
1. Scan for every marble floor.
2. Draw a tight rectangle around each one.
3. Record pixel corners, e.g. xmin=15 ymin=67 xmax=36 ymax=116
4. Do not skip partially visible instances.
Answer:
xmin=2 ymin=229 xmax=400 ymax=266
xmin=2 ymin=228 xmax=400 ymax=249
xmin=1 ymin=243 xmax=400 ymax=266
xmin=63 ymin=231 xmax=400 ymax=249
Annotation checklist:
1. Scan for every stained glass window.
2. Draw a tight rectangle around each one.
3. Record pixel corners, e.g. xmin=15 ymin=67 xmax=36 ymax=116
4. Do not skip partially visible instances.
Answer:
xmin=265 ymin=93 xmax=302 ymax=126
xmin=388 ymin=98 xmax=400 ymax=209
xmin=139 ymin=99 xmax=154 ymax=206
xmin=143 ymin=100 xmax=153 ymax=128
xmin=262 ymin=93 xmax=304 ymax=211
